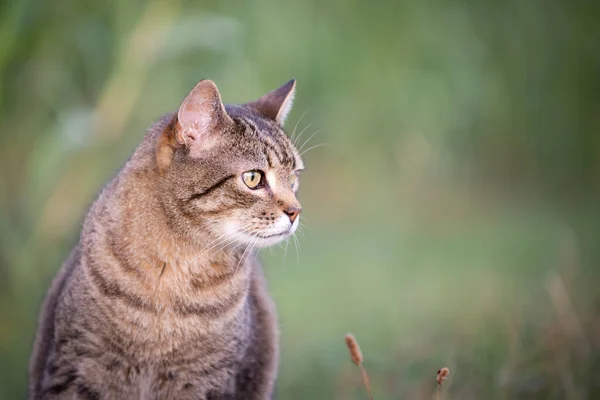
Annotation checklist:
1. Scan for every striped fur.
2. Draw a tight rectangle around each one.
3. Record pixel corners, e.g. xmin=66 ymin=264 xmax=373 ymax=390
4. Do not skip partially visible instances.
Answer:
xmin=29 ymin=80 xmax=304 ymax=399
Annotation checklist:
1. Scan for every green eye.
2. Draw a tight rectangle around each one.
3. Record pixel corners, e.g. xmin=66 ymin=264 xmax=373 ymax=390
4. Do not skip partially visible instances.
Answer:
xmin=242 ymin=171 xmax=264 ymax=189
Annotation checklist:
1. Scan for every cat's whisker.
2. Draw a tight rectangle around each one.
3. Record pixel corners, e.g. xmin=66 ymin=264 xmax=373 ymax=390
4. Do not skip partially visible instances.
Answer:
xmin=299 ymin=218 xmax=312 ymax=231
xmin=208 ymin=225 xmax=256 ymax=254
xmin=300 ymin=142 xmax=329 ymax=157
xmin=193 ymin=238 xmax=236 ymax=262
xmin=297 ymin=129 xmax=321 ymax=153
xmin=206 ymin=230 xmax=258 ymax=264
xmin=234 ymin=235 xmax=258 ymax=274
xmin=203 ymin=216 xmax=239 ymax=226
xmin=283 ymin=236 xmax=291 ymax=265
xmin=194 ymin=231 xmax=236 ymax=258
xmin=290 ymin=110 xmax=308 ymax=142
xmin=193 ymin=226 xmax=254 ymax=261
xmin=292 ymin=232 xmax=301 ymax=266
xmin=203 ymin=234 xmax=243 ymax=259
xmin=207 ymin=230 xmax=251 ymax=248
xmin=293 ymin=123 xmax=312 ymax=147
xmin=203 ymin=217 xmax=234 ymax=225
xmin=296 ymin=230 xmax=303 ymax=250
xmin=296 ymin=225 xmax=307 ymax=238
xmin=293 ymin=123 xmax=310 ymax=147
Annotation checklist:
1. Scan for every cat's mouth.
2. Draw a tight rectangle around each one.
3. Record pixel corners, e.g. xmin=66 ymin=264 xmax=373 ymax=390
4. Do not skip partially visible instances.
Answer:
xmin=250 ymin=225 xmax=296 ymax=247
xmin=255 ymin=230 xmax=290 ymax=239
xmin=221 ymin=216 xmax=299 ymax=248
xmin=247 ymin=218 xmax=299 ymax=247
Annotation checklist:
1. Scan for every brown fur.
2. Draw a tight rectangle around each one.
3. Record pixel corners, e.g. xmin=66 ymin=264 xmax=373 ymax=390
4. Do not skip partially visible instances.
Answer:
xmin=29 ymin=79 xmax=304 ymax=400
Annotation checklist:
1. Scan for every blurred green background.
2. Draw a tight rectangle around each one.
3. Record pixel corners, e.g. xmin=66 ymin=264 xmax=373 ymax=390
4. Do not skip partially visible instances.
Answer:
xmin=1 ymin=0 xmax=600 ymax=398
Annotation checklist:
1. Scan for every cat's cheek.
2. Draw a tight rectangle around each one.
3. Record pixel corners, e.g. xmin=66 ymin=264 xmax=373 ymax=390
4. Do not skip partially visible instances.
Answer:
xmin=214 ymin=219 xmax=256 ymax=247
xmin=222 ymin=221 xmax=239 ymax=237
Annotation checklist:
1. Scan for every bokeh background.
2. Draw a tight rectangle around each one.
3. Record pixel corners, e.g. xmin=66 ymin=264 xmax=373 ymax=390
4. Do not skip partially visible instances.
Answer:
xmin=1 ymin=0 xmax=600 ymax=398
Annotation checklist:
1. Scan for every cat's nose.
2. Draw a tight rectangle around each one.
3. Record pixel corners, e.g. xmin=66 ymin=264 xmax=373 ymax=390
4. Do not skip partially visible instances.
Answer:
xmin=283 ymin=207 xmax=302 ymax=223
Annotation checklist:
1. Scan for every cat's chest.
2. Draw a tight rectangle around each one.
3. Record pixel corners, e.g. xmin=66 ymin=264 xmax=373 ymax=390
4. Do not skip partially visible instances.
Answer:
xmin=79 ymin=347 xmax=244 ymax=400
xmin=55 ymin=296 xmax=252 ymax=399
xmin=116 ymin=300 xmax=251 ymax=360
xmin=78 ymin=264 xmax=253 ymax=353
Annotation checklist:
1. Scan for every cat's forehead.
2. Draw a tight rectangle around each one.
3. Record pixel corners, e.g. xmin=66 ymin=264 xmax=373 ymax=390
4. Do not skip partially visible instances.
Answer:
xmin=225 ymin=104 xmax=303 ymax=171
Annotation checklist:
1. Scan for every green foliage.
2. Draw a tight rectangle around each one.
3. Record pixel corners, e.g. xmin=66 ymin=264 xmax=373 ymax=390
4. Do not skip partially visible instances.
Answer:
xmin=1 ymin=0 xmax=600 ymax=398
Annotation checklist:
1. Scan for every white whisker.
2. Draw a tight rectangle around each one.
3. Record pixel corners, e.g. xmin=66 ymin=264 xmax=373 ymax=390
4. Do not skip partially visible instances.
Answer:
xmin=293 ymin=123 xmax=312 ymax=147
xmin=290 ymin=110 xmax=308 ymax=142
xmin=283 ymin=236 xmax=291 ymax=265
xmin=300 ymin=143 xmax=329 ymax=157
xmin=296 ymin=224 xmax=306 ymax=238
xmin=299 ymin=225 xmax=311 ymax=233
xmin=193 ymin=225 xmax=253 ymax=261
xmin=292 ymin=232 xmax=301 ymax=266
xmin=298 ymin=129 xmax=321 ymax=153
xmin=235 ymin=235 xmax=258 ymax=274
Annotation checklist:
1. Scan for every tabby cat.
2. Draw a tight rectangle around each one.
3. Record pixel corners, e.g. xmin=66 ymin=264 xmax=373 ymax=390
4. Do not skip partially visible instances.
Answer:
xmin=29 ymin=79 xmax=303 ymax=400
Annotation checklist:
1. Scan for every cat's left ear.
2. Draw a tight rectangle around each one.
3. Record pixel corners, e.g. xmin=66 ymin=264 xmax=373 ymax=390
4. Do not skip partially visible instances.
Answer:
xmin=156 ymin=80 xmax=232 ymax=172
xmin=176 ymin=79 xmax=233 ymax=145
xmin=246 ymin=79 xmax=296 ymax=126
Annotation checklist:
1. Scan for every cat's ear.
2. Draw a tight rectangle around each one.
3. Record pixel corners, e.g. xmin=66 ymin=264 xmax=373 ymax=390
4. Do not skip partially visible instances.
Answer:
xmin=175 ymin=79 xmax=233 ymax=146
xmin=246 ymin=79 xmax=296 ymax=126
xmin=157 ymin=80 xmax=232 ymax=172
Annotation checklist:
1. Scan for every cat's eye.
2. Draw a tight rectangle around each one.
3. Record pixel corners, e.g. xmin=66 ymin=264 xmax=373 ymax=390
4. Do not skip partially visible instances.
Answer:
xmin=290 ymin=173 xmax=300 ymax=191
xmin=242 ymin=171 xmax=264 ymax=189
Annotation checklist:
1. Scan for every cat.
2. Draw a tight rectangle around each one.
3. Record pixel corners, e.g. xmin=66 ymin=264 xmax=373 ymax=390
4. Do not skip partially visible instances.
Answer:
xmin=28 ymin=78 xmax=304 ymax=400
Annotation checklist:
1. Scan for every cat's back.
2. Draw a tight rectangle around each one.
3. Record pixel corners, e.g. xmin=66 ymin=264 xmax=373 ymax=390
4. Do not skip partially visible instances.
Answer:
xmin=27 ymin=143 xmax=140 ymax=398
xmin=28 ymin=244 xmax=82 ymax=398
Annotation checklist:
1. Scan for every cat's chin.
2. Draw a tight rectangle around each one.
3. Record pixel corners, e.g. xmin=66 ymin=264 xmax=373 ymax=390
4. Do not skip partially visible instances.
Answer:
xmin=250 ymin=230 xmax=294 ymax=248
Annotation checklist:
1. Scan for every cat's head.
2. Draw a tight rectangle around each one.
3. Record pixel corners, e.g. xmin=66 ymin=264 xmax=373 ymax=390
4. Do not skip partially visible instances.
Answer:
xmin=156 ymin=79 xmax=304 ymax=249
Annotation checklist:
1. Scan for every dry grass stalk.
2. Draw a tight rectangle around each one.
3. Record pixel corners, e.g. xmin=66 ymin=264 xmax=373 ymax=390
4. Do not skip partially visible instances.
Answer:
xmin=345 ymin=334 xmax=363 ymax=365
xmin=344 ymin=333 xmax=373 ymax=400
xmin=436 ymin=367 xmax=450 ymax=400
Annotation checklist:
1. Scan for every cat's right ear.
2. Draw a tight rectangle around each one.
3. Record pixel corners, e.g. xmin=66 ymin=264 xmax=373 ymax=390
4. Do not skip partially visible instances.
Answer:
xmin=246 ymin=79 xmax=296 ymax=126
xmin=157 ymin=80 xmax=233 ymax=172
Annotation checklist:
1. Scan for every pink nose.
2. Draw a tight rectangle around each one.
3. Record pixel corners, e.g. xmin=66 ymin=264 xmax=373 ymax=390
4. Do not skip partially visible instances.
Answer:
xmin=283 ymin=207 xmax=302 ymax=223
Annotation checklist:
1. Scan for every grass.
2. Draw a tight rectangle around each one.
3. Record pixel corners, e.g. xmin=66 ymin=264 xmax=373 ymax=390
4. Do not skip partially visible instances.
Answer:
xmin=261 ymin=184 xmax=600 ymax=399
xmin=345 ymin=333 xmax=374 ymax=400
xmin=1 ymin=0 xmax=600 ymax=398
